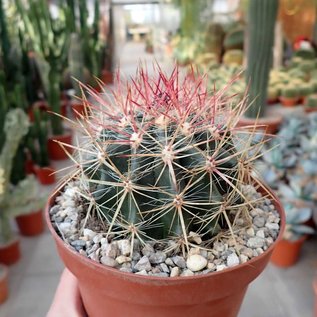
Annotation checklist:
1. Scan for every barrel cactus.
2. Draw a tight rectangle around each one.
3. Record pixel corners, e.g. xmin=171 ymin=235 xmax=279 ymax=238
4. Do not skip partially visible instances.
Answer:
xmin=60 ymin=66 xmax=268 ymax=252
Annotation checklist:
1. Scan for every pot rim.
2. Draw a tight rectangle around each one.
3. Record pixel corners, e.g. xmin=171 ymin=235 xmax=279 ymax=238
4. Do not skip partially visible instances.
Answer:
xmin=0 ymin=236 xmax=19 ymax=249
xmin=46 ymin=185 xmax=285 ymax=282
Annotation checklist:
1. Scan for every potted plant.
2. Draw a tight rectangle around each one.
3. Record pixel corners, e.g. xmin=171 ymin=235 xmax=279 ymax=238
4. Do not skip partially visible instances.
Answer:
xmin=270 ymin=203 xmax=314 ymax=268
xmin=46 ymin=66 xmax=285 ymax=317
xmin=0 ymin=264 xmax=8 ymax=304
xmin=298 ymin=82 xmax=313 ymax=104
xmin=242 ymin=0 xmax=282 ymax=134
xmin=280 ymin=85 xmax=299 ymax=107
xmin=305 ymin=94 xmax=317 ymax=113
xmin=0 ymin=109 xmax=45 ymax=263
xmin=32 ymin=109 xmax=56 ymax=185
xmin=267 ymin=86 xmax=279 ymax=104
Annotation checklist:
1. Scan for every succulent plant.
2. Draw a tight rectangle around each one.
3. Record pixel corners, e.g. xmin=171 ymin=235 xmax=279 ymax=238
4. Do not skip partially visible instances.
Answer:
xmin=283 ymin=203 xmax=314 ymax=241
xmin=298 ymin=83 xmax=313 ymax=97
xmin=223 ymin=50 xmax=243 ymax=66
xmin=294 ymin=48 xmax=316 ymax=60
xmin=305 ymin=94 xmax=317 ymax=108
xmin=280 ymin=86 xmax=299 ymax=99
xmin=60 ymin=66 xmax=267 ymax=252
xmin=0 ymin=109 xmax=45 ymax=244
xmin=267 ymin=86 xmax=279 ymax=100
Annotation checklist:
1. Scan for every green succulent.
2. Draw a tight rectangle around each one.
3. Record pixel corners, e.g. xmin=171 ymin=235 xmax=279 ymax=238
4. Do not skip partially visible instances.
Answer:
xmin=281 ymin=86 xmax=299 ymax=99
xmin=305 ymin=94 xmax=317 ymax=108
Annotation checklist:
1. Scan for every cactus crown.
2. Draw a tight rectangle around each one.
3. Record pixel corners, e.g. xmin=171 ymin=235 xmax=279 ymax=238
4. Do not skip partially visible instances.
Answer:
xmin=63 ymin=66 xmax=266 ymax=252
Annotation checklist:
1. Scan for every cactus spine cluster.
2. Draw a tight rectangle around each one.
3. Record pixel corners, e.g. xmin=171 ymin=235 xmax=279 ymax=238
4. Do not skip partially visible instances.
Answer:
xmin=64 ymin=67 xmax=265 ymax=252
xmin=245 ymin=0 xmax=279 ymax=118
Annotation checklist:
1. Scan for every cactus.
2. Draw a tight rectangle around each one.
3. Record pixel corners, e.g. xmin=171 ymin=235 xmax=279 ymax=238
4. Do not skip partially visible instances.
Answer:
xmin=33 ymin=109 xmax=50 ymax=167
xmin=267 ymin=86 xmax=279 ymax=100
xmin=61 ymin=66 xmax=268 ymax=252
xmin=294 ymin=48 xmax=315 ymax=60
xmin=245 ymin=0 xmax=279 ymax=118
xmin=281 ymin=86 xmax=299 ymax=99
xmin=298 ymin=83 xmax=313 ymax=97
xmin=0 ymin=109 xmax=45 ymax=244
xmin=306 ymin=94 xmax=317 ymax=108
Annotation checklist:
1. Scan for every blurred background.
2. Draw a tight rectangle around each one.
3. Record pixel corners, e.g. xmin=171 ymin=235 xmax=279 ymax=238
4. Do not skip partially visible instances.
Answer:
xmin=0 ymin=0 xmax=316 ymax=316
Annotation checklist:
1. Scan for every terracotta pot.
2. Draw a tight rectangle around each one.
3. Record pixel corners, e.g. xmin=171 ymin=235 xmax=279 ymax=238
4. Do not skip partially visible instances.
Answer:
xmin=270 ymin=235 xmax=307 ymax=268
xmin=0 ymin=238 xmax=20 ymax=265
xmin=305 ymin=106 xmax=317 ymax=113
xmin=267 ymin=98 xmax=278 ymax=105
xmin=34 ymin=166 xmax=56 ymax=185
xmin=71 ymin=102 xmax=86 ymax=119
xmin=15 ymin=209 xmax=44 ymax=236
xmin=46 ymin=187 xmax=285 ymax=317
xmin=101 ymin=70 xmax=114 ymax=85
xmin=24 ymin=159 xmax=35 ymax=175
xmin=0 ymin=264 xmax=8 ymax=304
xmin=60 ymin=100 xmax=68 ymax=118
xmin=280 ymin=96 xmax=299 ymax=107
xmin=47 ymin=133 xmax=72 ymax=160
xmin=237 ymin=115 xmax=283 ymax=135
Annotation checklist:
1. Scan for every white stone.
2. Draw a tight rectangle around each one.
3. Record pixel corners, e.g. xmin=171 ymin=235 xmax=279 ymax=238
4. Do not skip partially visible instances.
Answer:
xmin=239 ymin=254 xmax=248 ymax=263
xmin=170 ymin=267 xmax=180 ymax=277
xmin=226 ymin=253 xmax=240 ymax=267
xmin=181 ymin=269 xmax=194 ymax=276
xmin=100 ymin=256 xmax=118 ymax=267
xmin=216 ymin=264 xmax=227 ymax=271
xmin=83 ymin=228 xmax=97 ymax=240
xmin=188 ymin=231 xmax=202 ymax=244
xmin=186 ymin=254 xmax=207 ymax=272
xmin=247 ymin=237 xmax=265 ymax=249
xmin=117 ymin=239 xmax=131 ymax=256
xmin=116 ymin=255 xmax=131 ymax=264
xmin=256 ymin=230 xmax=265 ymax=238
xmin=246 ymin=227 xmax=255 ymax=237
xmin=265 ymin=222 xmax=279 ymax=231
xmin=207 ymin=262 xmax=215 ymax=270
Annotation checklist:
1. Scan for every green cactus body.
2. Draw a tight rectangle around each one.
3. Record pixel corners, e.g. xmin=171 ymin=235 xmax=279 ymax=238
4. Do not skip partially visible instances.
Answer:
xmin=299 ymin=83 xmax=313 ymax=97
xmin=305 ymin=94 xmax=317 ymax=108
xmin=245 ymin=0 xmax=279 ymax=118
xmin=68 ymin=67 xmax=263 ymax=251
xmin=281 ymin=86 xmax=299 ymax=99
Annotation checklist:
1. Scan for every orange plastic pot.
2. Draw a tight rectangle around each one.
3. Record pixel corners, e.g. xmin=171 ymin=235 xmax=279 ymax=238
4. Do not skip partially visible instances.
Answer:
xmin=237 ymin=115 xmax=282 ymax=135
xmin=34 ymin=166 xmax=56 ymax=185
xmin=0 ymin=264 xmax=8 ymax=304
xmin=15 ymin=209 xmax=44 ymax=236
xmin=280 ymin=96 xmax=299 ymax=107
xmin=46 ymin=187 xmax=285 ymax=317
xmin=270 ymin=236 xmax=307 ymax=268
xmin=47 ymin=133 xmax=72 ymax=160
xmin=0 ymin=238 xmax=20 ymax=266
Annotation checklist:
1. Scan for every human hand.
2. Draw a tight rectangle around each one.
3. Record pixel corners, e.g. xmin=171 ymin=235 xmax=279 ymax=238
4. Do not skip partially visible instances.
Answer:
xmin=47 ymin=268 xmax=87 ymax=317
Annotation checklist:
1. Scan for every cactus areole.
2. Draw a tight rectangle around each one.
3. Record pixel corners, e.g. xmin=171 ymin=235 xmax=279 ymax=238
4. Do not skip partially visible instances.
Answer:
xmin=47 ymin=66 xmax=285 ymax=317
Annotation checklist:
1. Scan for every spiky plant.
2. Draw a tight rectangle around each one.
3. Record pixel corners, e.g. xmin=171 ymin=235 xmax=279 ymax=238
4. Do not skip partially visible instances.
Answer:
xmin=59 ymin=66 xmax=268 ymax=253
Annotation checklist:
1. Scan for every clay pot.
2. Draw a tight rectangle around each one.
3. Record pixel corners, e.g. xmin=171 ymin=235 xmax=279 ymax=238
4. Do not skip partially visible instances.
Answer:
xmin=305 ymin=106 xmax=317 ymax=113
xmin=24 ymin=159 xmax=35 ymax=175
xmin=267 ymin=98 xmax=278 ymax=105
xmin=15 ymin=209 xmax=44 ymax=236
xmin=71 ymin=102 xmax=87 ymax=119
xmin=34 ymin=166 xmax=56 ymax=185
xmin=0 ymin=264 xmax=8 ymax=304
xmin=101 ymin=70 xmax=114 ymax=85
xmin=47 ymin=132 xmax=72 ymax=160
xmin=279 ymin=96 xmax=299 ymax=107
xmin=46 ymin=187 xmax=285 ymax=317
xmin=313 ymin=277 xmax=317 ymax=317
xmin=237 ymin=115 xmax=283 ymax=135
xmin=270 ymin=236 xmax=307 ymax=268
xmin=0 ymin=238 xmax=21 ymax=265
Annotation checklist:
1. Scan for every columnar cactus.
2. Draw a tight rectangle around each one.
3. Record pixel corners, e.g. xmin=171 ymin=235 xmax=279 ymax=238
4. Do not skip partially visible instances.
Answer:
xmin=0 ymin=109 xmax=45 ymax=243
xmin=62 ymin=66 xmax=265 ymax=251
xmin=245 ymin=0 xmax=279 ymax=118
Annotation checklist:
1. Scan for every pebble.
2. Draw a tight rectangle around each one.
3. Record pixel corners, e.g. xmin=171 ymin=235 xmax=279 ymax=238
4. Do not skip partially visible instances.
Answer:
xmin=256 ymin=230 xmax=265 ymax=238
xmin=117 ymin=240 xmax=131 ymax=256
xmin=172 ymin=256 xmax=186 ymax=269
xmin=188 ymin=231 xmax=202 ymax=244
xmin=239 ymin=254 xmax=248 ymax=263
xmin=253 ymin=216 xmax=266 ymax=228
xmin=116 ymin=255 xmax=131 ymax=264
xmin=241 ymin=247 xmax=253 ymax=258
xmin=134 ymin=256 xmax=152 ymax=272
xmin=142 ymin=244 xmax=154 ymax=257
xmin=165 ymin=258 xmax=174 ymax=266
xmin=181 ymin=269 xmax=194 ymax=277
xmin=247 ymin=237 xmax=265 ymax=249
xmin=216 ymin=264 xmax=227 ymax=271
xmin=160 ymin=263 xmax=170 ymax=273
xmin=100 ymin=256 xmax=118 ymax=267
xmin=49 ymin=205 xmax=60 ymax=215
xmin=83 ymin=228 xmax=97 ymax=240
xmin=246 ymin=227 xmax=255 ymax=237
xmin=71 ymin=239 xmax=86 ymax=250
xmin=188 ymin=247 xmax=201 ymax=256
xmin=265 ymin=223 xmax=279 ymax=231
xmin=149 ymin=251 xmax=166 ymax=264
xmin=207 ymin=262 xmax=215 ymax=270
xmin=170 ymin=266 xmax=180 ymax=277
xmin=93 ymin=234 xmax=103 ymax=244
xmin=135 ymin=269 xmax=148 ymax=275
xmin=213 ymin=241 xmax=225 ymax=252
xmin=186 ymin=254 xmax=207 ymax=272
xmin=59 ymin=222 xmax=71 ymax=233
xmin=226 ymin=253 xmax=240 ymax=267
xmin=102 ymin=243 xmax=119 ymax=258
